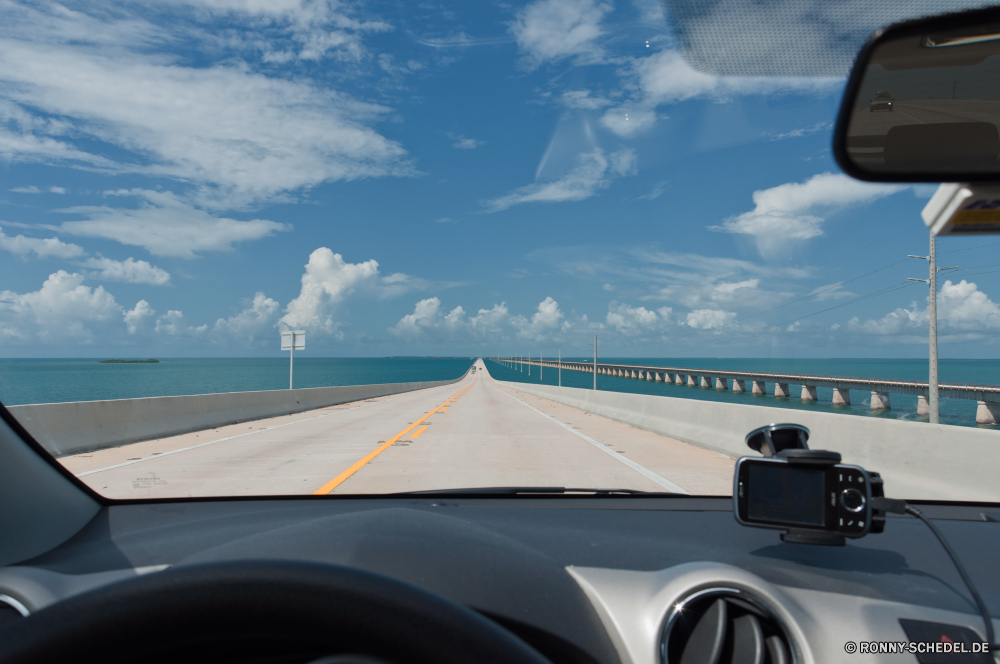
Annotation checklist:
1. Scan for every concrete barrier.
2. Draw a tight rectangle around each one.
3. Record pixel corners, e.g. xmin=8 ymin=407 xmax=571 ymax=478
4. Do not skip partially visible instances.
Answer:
xmin=496 ymin=379 xmax=1000 ymax=502
xmin=12 ymin=368 xmax=471 ymax=458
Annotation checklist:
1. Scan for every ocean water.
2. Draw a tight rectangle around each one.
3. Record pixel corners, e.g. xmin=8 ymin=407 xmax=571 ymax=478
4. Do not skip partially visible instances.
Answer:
xmin=486 ymin=357 xmax=1000 ymax=429
xmin=0 ymin=357 xmax=475 ymax=406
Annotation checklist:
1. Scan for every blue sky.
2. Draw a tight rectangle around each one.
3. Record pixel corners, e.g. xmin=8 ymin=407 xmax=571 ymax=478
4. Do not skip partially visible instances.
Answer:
xmin=2 ymin=0 xmax=1000 ymax=359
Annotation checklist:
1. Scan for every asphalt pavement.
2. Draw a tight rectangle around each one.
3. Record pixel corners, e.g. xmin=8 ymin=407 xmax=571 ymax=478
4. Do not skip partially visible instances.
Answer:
xmin=61 ymin=361 xmax=734 ymax=498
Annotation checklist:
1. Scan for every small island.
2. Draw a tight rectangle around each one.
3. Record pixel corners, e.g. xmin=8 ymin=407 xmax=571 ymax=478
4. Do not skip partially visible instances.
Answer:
xmin=99 ymin=359 xmax=160 ymax=364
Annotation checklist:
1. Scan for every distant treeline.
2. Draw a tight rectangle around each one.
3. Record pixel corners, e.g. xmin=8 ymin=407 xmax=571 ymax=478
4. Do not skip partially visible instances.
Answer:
xmin=99 ymin=359 xmax=160 ymax=364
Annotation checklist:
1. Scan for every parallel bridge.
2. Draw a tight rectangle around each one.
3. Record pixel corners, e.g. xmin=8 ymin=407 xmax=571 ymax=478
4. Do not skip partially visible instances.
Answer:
xmin=493 ymin=358 xmax=1000 ymax=425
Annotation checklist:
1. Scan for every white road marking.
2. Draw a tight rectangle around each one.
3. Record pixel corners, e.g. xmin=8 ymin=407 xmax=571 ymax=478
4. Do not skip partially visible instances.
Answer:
xmin=76 ymin=390 xmax=426 ymax=477
xmin=489 ymin=380 xmax=690 ymax=494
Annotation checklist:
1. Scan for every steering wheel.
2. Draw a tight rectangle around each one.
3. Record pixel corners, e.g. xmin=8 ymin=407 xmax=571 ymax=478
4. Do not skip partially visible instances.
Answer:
xmin=0 ymin=561 xmax=555 ymax=664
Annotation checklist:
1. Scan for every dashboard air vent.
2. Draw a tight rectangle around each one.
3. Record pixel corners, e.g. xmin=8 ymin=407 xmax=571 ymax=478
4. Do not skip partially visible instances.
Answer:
xmin=661 ymin=588 xmax=793 ymax=664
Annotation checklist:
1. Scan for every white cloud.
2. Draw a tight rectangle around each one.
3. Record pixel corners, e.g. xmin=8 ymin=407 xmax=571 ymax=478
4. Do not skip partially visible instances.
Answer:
xmin=625 ymin=249 xmax=807 ymax=279
xmin=708 ymin=173 xmax=905 ymax=258
xmin=451 ymin=136 xmax=484 ymax=149
xmin=531 ymin=246 xmax=801 ymax=335
xmin=483 ymin=148 xmax=636 ymax=213
xmin=766 ymin=122 xmax=832 ymax=141
xmin=627 ymin=50 xmax=718 ymax=105
xmin=643 ymin=276 xmax=778 ymax=311
xmin=391 ymin=296 xmax=572 ymax=344
xmin=8 ymin=185 xmax=65 ymax=194
xmin=213 ymin=292 xmax=280 ymax=338
xmin=443 ymin=304 xmax=466 ymax=328
xmin=848 ymin=306 xmax=924 ymax=336
xmin=810 ymin=282 xmax=855 ymax=302
xmin=0 ymin=28 xmax=411 ymax=207
xmin=605 ymin=301 xmax=667 ymax=336
xmin=848 ymin=281 xmax=1000 ymax=340
xmin=603 ymin=283 xmax=615 ymax=291
xmin=511 ymin=0 xmax=612 ymax=69
xmin=433 ymin=217 xmax=455 ymax=223
xmin=280 ymin=248 xmax=381 ymax=333
xmin=600 ymin=50 xmax=839 ymax=137
xmin=124 ymin=300 xmax=156 ymax=334
xmin=0 ymin=271 xmax=123 ymax=343
xmin=175 ymin=0 xmax=393 ymax=62
xmin=277 ymin=247 xmax=432 ymax=335
xmin=80 ymin=256 xmax=171 ymax=286
xmin=377 ymin=54 xmax=426 ymax=75
xmin=709 ymin=279 xmax=758 ymax=296
xmin=392 ymin=297 xmax=445 ymax=336
xmin=599 ymin=107 xmax=658 ymax=138
xmin=155 ymin=310 xmax=207 ymax=336
xmin=0 ymin=227 xmax=85 ymax=259
xmin=635 ymin=180 xmax=667 ymax=201
xmin=938 ymin=280 xmax=1000 ymax=331
xmin=631 ymin=0 xmax=666 ymax=24
xmin=560 ymin=89 xmax=612 ymax=109
xmin=468 ymin=302 xmax=513 ymax=335
xmin=685 ymin=308 xmax=736 ymax=330
xmin=57 ymin=190 xmax=290 ymax=258
xmin=521 ymin=296 xmax=565 ymax=340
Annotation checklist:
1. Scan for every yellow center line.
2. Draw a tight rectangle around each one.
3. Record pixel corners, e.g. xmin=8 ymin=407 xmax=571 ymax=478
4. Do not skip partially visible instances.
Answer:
xmin=312 ymin=380 xmax=475 ymax=495
xmin=409 ymin=426 xmax=429 ymax=439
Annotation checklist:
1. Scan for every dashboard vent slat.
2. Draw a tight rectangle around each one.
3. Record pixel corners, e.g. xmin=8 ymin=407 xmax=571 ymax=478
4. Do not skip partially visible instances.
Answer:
xmin=731 ymin=614 xmax=764 ymax=664
xmin=765 ymin=635 xmax=789 ymax=664
xmin=680 ymin=598 xmax=728 ymax=664
xmin=662 ymin=589 xmax=794 ymax=664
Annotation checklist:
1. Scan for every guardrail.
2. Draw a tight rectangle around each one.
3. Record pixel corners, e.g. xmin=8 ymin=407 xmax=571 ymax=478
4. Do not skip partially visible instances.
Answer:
xmin=490 ymin=359 xmax=1000 ymax=425
xmin=11 ymin=368 xmax=472 ymax=457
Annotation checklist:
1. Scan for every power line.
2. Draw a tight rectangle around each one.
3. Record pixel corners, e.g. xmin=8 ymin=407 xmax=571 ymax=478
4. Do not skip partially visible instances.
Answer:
xmin=947 ymin=268 xmax=1000 ymax=279
xmin=736 ymin=258 xmax=914 ymax=323
xmin=940 ymin=241 xmax=1000 ymax=255
xmin=684 ymin=245 xmax=1000 ymax=336
xmin=705 ymin=280 xmax=919 ymax=346
xmin=944 ymin=261 xmax=1000 ymax=272
xmin=664 ymin=240 xmax=999 ymax=349
xmin=814 ymin=229 xmax=911 ymax=267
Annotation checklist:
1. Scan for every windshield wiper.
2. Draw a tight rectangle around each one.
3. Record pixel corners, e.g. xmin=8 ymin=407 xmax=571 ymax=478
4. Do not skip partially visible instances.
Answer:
xmin=388 ymin=486 xmax=679 ymax=496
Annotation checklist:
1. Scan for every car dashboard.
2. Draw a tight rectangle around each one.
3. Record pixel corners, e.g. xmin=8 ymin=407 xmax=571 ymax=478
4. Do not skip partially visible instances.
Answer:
xmin=1 ymin=496 xmax=998 ymax=664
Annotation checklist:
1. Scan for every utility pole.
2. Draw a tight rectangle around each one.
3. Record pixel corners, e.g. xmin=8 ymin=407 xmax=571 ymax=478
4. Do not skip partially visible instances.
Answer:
xmin=908 ymin=232 xmax=957 ymax=424
xmin=528 ymin=353 xmax=530 ymax=376
xmin=593 ymin=335 xmax=598 ymax=390
xmin=540 ymin=352 xmax=543 ymax=381
xmin=558 ymin=349 xmax=561 ymax=387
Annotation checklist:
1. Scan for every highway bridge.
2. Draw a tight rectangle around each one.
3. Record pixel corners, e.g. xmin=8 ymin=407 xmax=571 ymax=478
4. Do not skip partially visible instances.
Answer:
xmin=59 ymin=360 xmax=735 ymax=500
xmin=495 ymin=357 xmax=1000 ymax=424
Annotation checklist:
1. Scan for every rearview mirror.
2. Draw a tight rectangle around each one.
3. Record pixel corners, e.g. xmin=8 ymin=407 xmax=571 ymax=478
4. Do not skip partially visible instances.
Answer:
xmin=834 ymin=7 xmax=1000 ymax=182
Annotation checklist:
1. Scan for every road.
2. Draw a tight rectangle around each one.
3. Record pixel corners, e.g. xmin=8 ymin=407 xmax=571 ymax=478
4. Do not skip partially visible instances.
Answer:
xmin=61 ymin=361 xmax=735 ymax=499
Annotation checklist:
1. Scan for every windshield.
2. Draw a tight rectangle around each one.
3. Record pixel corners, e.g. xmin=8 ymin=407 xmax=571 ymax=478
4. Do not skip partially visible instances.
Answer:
xmin=1 ymin=0 xmax=998 ymax=503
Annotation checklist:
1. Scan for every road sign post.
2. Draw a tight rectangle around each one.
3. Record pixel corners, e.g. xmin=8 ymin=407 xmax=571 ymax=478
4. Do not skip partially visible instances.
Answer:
xmin=281 ymin=330 xmax=305 ymax=390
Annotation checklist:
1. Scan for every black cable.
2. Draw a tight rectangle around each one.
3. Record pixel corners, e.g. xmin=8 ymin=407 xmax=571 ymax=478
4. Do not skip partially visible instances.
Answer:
xmin=897 ymin=503 xmax=997 ymax=651
xmin=705 ymin=280 xmax=918 ymax=346
xmin=735 ymin=258 xmax=914 ymax=323
xmin=941 ymin=241 xmax=1000 ymax=255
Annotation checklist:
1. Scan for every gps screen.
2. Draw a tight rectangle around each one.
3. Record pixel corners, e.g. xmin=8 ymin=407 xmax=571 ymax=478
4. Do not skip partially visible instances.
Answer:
xmin=747 ymin=464 xmax=826 ymax=527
